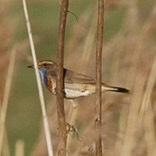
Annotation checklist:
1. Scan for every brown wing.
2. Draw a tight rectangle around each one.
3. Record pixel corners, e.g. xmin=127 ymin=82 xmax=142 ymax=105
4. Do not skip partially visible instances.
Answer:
xmin=64 ymin=68 xmax=95 ymax=84
xmin=48 ymin=66 xmax=95 ymax=84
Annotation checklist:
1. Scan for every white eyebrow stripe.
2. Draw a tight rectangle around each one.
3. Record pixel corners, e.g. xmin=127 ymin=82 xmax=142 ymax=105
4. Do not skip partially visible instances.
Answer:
xmin=38 ymin=61 xmax=54 ymax=65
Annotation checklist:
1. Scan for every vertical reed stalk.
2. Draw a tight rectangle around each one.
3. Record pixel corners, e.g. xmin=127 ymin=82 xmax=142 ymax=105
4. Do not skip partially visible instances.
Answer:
xmin=56 ymin=0 xmax=69 ymax=156
xmin=139 ymin=51 xmax=156 ymax=120
xmin=22 ymin=1 xmax=54 ymax=156
xmin=139 ymin=49 xmax=156 ymax=156
xmin=0 ymin=49 xmax=16 ymax=155
xmin=66 ymin=100 xmax=78 ymax=155
xmin=2 ymin=130 xmax=10 ymax=156
xmin=95 ymin=0 xmax=104 ymax=156
xmin=15 ymin=140 xmax=25 ymax=156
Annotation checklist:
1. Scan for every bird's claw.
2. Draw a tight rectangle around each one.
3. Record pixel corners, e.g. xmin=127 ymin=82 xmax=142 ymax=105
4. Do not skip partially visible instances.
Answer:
xmin=66 ymin=122 xmax=79 ymax=139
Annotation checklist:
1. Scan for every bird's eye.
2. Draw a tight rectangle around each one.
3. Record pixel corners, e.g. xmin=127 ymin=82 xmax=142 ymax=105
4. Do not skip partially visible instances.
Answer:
xmin=43 ymin=64 xmax=47 ymax=67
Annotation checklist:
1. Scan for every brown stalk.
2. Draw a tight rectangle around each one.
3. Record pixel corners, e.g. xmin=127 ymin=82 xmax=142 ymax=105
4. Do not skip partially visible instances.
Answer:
xmin=95 ymin=0 xmax=104 ymax=156
xmin=0 ymin=48 xmax=16 ymax=155
xmin=56 ymin=0 xmax=69 ymax=156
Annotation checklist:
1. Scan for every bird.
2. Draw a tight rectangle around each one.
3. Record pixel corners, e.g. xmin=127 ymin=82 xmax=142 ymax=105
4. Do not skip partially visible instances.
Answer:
xmin=28 ymin=60 xmax=129 ymax=99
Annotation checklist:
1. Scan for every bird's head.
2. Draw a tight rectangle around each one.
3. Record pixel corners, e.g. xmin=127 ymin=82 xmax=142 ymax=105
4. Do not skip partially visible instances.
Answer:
xmin=28 ymin=60 xmax=56 ymax=70
xmin=28 ymin=60 xmax=57 ymax=83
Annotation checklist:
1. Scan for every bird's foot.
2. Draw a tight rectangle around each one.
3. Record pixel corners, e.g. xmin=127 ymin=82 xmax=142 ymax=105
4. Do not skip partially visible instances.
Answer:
xmin=56 ymin=122 xmax=79 ymax=139
xmin=66 ymin=122 xmax=79 ymax=139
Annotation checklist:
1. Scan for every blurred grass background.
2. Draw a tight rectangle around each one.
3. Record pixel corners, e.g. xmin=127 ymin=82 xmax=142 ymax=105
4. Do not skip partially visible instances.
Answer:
xmin=6 ymin=0 xmax=96 ymax=155
xmin=0 ymin=0 xmax=156 ymax=155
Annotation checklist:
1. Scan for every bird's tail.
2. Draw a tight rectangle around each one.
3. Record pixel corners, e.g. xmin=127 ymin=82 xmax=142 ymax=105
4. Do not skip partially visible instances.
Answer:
xmin=102 ymin=83 xmax=129 ymax=93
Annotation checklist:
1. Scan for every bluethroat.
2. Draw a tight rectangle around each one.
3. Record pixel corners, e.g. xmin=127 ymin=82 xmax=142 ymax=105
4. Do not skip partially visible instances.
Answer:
xmin=28 ymin=60 xmax=129 ymax=99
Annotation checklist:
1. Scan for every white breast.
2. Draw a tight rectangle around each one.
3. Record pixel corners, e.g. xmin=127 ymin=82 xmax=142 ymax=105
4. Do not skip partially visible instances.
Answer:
xmin=64 ymin=88 xmax=92 ymax=98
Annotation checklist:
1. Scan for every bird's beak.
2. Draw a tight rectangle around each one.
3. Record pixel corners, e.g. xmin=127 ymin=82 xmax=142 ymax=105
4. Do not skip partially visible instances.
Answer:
xmin=27 ymin=65 xmax=34 ymax=68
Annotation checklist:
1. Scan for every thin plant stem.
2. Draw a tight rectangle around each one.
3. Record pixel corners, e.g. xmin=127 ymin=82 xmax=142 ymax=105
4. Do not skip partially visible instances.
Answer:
xmin=22 ymin=0 xmax=54 ymax=156
xmin=56 ymin=0 xmax=69 ymax=156
xmin=2 ymin=130 xmax=10 ymax=156
xmin=15 ymin=140 xmax=25 ymax=156
xmin=139 ymin=51 xmax=156 ymax=120
xmin=144 ymin=101 xmax=156 ymax=156
xmin=95 ymin=0 xmax=104 ymax=156
xmin=0 ymin=49 xmax=16 ymax=155
xmin=138 ymin=51 xmax=156 ymax=156
xmin=66 ymin=100 xmax=78 ymax=156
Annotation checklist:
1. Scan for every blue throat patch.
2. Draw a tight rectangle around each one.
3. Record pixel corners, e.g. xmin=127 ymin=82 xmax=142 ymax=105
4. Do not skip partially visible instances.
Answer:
xmin=39 ymin=68 xmax=48 ymax=86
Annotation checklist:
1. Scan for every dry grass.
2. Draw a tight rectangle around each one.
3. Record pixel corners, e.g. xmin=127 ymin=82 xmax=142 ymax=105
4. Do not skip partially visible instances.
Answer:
xmin=32 ymin=0 xmax=156 ymax=156
xmin=0 ymin=0 xmax=13 ymax=104
xmin=22 ymin=0 xmax=54 ymax=155
xmin=0 ymin=48 xmax=17 ymax=155
xmin=1 ymin=0 xmax=156 ymax=155
xmin=15 ymin=140 xmax=25 ymax=156
xmin=0 ymin=1 xmax=15 ymax=155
